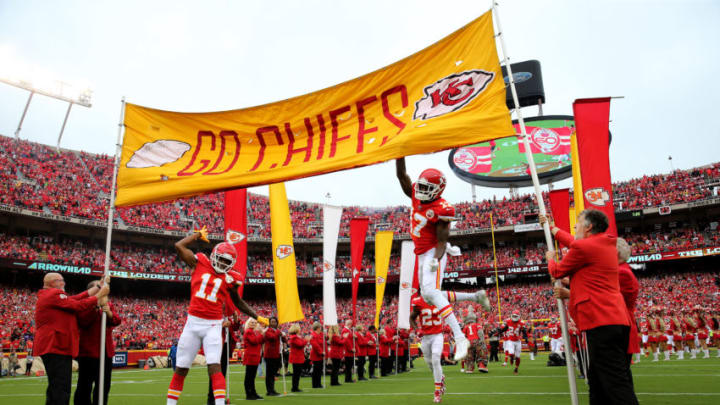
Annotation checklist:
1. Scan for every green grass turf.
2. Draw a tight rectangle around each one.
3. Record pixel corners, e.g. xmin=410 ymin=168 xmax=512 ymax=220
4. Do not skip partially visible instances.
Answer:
xmin=1 ymin=352 xmax=719 ymax=405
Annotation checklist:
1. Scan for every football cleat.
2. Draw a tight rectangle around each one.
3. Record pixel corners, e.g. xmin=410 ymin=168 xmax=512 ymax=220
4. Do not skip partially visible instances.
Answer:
xmin=415 ymin=168 xmax=447 ymax=202
xmin=433 ymin=390 xmax=443 ymax=403
xmin=478 ymin=362 xmax=489 ymax=373
xmin=210 ymin=242 xmax=237 ymax=274
xmin=454 ymin=336 xmax=470 ymax=361
xmin=475 ymin=290 xmax=491 ymax=311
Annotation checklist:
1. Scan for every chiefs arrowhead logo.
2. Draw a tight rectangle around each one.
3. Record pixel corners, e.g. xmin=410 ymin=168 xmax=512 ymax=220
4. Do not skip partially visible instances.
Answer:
xmin=584 ymin=187 xmax=611 ymax=207
xmin=225 ymin=274 xmax=235 ymax=284
xmin=401 ymin=282 xmax=410 ymax=290
xmin=352 ymin=268 xmax=360 ymax=278
xmin=275 ymin=245 xmax=293 ymax=259
xmin=323 ymin=260 xmax=335 ymax=273
xmin=414 ymin=70 xmax=495 ymax=120
xmin=226 ymin=229 xmax=246 ymax=244
xmin=376 ymin=276 xmax=386 ymax=284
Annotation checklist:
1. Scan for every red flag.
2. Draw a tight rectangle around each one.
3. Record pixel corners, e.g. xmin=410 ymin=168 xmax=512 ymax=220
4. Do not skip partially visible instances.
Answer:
xmin=516 ymin=125 xmax=572 ymax=155
xmin=224 ymin=188 xmax=248 ymax=297
xmin=548 ymin=189 xmax=571 ymax=237
xmin=350 ymin=217 xmax=370 ymax=325
xmin=573 ymin=98 xmax=617 ymax=236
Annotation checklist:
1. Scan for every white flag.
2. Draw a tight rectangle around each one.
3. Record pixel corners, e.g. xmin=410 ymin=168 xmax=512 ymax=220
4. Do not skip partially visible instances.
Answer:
xmin=397 ymin=241 xmax=415 ymax=329
xmin=322 ymin=204 xmax=342 ymax=326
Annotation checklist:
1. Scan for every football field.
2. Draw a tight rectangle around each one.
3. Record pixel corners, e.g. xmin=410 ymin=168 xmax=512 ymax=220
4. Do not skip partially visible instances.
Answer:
xmin=1 ymin=354 xmax=718 ymax=405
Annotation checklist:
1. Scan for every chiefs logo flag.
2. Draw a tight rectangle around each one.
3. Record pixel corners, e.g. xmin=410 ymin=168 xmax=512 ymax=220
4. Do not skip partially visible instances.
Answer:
xmin=269 ymin=183 xmax=304 ymax=324
xmin=374 ymin=230 xmax=393 ymax=329
xmin=115 ymin=11 xmax=513 ymax=207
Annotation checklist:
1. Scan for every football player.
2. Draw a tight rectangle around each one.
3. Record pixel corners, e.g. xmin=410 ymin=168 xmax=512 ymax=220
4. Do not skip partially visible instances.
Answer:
xmin=396 ymin=158 xmax=491 ymax=361
xmin=411 ymin=295 xmax=446 ymax=403
xmin=497 ymin=310 xmax=528 ymax=374
xmin=548 ymin=315 xmax=564 ymax=355
xmin=167 ymin=227 xmax=268 ymax=405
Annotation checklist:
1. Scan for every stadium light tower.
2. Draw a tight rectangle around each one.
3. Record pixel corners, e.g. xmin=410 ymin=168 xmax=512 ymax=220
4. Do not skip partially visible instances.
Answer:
xmin=0 ymin=72 xmax=92 ymax=151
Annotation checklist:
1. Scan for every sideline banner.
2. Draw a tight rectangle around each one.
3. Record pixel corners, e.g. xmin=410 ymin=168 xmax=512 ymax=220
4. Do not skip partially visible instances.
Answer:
xmin=374 ymin=231 xmax=394 ymax=329
xmin=322 ymin=204 xmax=343 ymax=326
xmin=269 ymin=183 xmax=304 ymax=324
xmin=397 ymin=241 xmax=415 ymax=329
xmin=116 ymin=11 xmax=513 ymax=207
xmin=350 ymin=218 xmax=370 ymax=325
xmin=224 ymin=188 xmax=248 ymax=297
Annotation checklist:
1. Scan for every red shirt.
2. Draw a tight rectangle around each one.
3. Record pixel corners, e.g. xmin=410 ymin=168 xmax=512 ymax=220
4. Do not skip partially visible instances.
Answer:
xmin=379 ymin=334 xmax=392 ymax=357
xmin=188 ymin=253 xmax=241 ymax=320
xmin=77 ymin=303 xmax=122 ymax=358
xmin=263 ymin=328 xmax=281 ymax=359
xmin=288 ymin=334 xmax=306 ymax=364
xmin=342 ymin=327 xmax=354 ymax=355
xmin=412 ymin=296 xmax=442 ymax=335
xmin=410 ymin=193 xmax=455 ymax=254
xmin=463 ymin=323 xmax=483 ymax=342
xmin=242 ymin=329 xmax=263 ymax=366
xmin=365 ymin=332 xmax=377 ymax=356
xmin=329 ymin=334 xmax=345 ymax=359
xmin=355 ymin=332 xmax=367 ymax=356
xmin=309 ymin=331 xmax=324 ymax=362
xmin=34 ymin=288 xmax=98 ymax=357
xmin=548 ymin=322 xmax=563 ymax=339
xmin=502 ymin=319 xmax=525 ymax=342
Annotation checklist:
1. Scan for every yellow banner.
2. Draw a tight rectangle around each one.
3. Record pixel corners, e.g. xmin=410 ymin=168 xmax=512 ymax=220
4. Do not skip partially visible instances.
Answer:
xmin=571 ymin=131 xmax=585 ymax=219
xmin=374 ymin=231 xmax=394 ymax=329
xmin=269 ymin=183 xmax=304 ymax=324
xmin=116 ymin=11 xmax=513 ymax=206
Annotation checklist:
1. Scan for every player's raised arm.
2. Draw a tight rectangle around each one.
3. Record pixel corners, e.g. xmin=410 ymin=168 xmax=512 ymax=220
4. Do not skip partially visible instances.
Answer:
xmin=410 ymin=306 xmax=421 ymax=329
xmin=396 ymin=158 xmax=413 ymax=198
xmin=175 ymin=233 xmax=201 ymax=267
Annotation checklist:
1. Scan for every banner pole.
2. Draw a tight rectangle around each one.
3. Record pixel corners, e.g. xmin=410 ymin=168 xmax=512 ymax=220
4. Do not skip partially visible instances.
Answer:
xmin=322 ymin=328 xmax=327 ymax=389
xmin=492 ymin=4 xmax=579 ymax=405
xmin=395 ymin=339 xmax=399 ymax=375
xmin=98 ymin=97 xmax=125 ymax=405
xmin=226 ymin=327 xmax=231 ymax=400
xmin=280 ymin=340 xmax=287 ymax=395
xmin=490 ymin=213 xmax=502 ymax=323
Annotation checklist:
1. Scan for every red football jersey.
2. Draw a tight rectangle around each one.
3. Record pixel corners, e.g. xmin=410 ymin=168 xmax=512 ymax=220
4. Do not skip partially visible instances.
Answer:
xmin=503 ymin=319 xmax=525 ymax=341
xmin=463 ymin=323 xmax=483 ymax=342
xmin=412 ymin=296 xmax=443 ymax=335
xmin=410 ymin=191 xmax=455 ymax=254
xmin=188 ymin=253 xmax=241 ymax=320
xmin=548 ymin=322 xmax=562 ymax=339
xmin=640 ymin=321 xmax=648 ymax=334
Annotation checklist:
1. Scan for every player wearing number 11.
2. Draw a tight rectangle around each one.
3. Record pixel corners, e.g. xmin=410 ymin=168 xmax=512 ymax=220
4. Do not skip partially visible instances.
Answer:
xmin=167 ymin=227 xmax=268 ymax=405
xmin=396 ymin=158 xmax=492 ymax=362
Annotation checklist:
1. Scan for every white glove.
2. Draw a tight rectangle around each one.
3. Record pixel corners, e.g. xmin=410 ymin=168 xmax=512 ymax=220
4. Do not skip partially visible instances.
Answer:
xmin=446 ymin=243 xmax=462 ymax=257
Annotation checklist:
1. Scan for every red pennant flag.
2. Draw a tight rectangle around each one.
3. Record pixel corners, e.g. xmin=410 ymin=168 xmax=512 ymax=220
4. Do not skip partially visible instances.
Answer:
xmin=549 ymin=188 xmax=571 ymax=238
xmin=224 ymin=188 xmax=248 ymax=297
xmin=573 ymin=98 xmax=617 ymax=236
xmin=350 ymin=217 xmax=370 ymax=325
xmin=516 ymin=125 xmax=572 ymax=155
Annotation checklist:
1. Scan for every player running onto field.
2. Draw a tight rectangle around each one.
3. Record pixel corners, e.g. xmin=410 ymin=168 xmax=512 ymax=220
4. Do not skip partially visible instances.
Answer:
xmin=411 ymin=295 xmax=446 ymax=403
xmin=167 ymin=227 xmax=268 ymax=405
xmin=396 ymin=158 xmax=491 ymax=361
xmin=498 ymin=310 xmax=528 ymax=374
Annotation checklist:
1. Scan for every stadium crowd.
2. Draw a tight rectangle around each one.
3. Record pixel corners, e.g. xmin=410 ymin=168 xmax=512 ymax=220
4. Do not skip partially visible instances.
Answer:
xmin=1 ymin=135 xmax=719 ymax=240
xmin=1 ymin=270 xmax=717 ymax=353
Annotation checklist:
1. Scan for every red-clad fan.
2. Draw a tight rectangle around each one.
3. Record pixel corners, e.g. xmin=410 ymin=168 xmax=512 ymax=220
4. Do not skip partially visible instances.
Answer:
xmin=498 ymin=310 xmax=527 ymax=374
xmin=366 ymin=326 xmax=378 ymax=379
xmin=287 ymin=324 xmax=307 ymax=393
xmin=328 ymin=325 xmax=345 ymax=386
xmin=309 ymin=322 xmax=325 ymax=388
xmin=379 ymin=328 xmax=394 ymax=377
xmin=411 ymin=295 xmax=446 ymax=403
xmin=167 ymin=228 xmax=267 ymax=405
xmin=263 ymin=317 xmax=284 ymax=396
xmin=341 ymin=319 xmax=355 ymax=383
xmin=355 ymin=325 xmax=368 ymax=381
xmin=242 ymin=318 xmax=265 ymax=400
xmin=398 ymin=328 xmax=410 ymax=372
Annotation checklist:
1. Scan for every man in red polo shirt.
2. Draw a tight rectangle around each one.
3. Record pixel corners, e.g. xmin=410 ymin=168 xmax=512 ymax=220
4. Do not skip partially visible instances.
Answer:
xmin=35 ymin=273 xmax=109 ymax=405
xmin=75 ymin=279 xmax=122 ymax=405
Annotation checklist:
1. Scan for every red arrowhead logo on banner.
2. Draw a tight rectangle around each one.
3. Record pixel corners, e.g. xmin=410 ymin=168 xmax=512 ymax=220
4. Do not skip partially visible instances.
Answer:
xmin=226 ymin=229 xmax=246 ymax=244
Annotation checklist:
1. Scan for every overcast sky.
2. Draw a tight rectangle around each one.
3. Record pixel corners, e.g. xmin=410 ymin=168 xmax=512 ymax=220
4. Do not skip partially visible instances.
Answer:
xmin=1 ymin=0 xmax=718 ymax=207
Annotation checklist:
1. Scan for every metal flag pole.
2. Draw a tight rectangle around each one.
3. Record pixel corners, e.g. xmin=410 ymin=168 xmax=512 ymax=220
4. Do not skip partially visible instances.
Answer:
xmin=226 ymin=327 xmax=231 ymax=400
xmin=492 ymin=4 xmax=579 ymax=405
xmin=279 ymin=339 xmax=288 ymax=395
xmin=98 ymin=97 xmax=125 ymax=405
xmin=395 ymin=338 xmax=399 ymax=375
xmin=490 ymin=212 xmax=502 ymax=323
xmin=322 ymin=327 xmax=327 ymax=388
xmin=376 ymin=331 xmax=380 ymax=378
